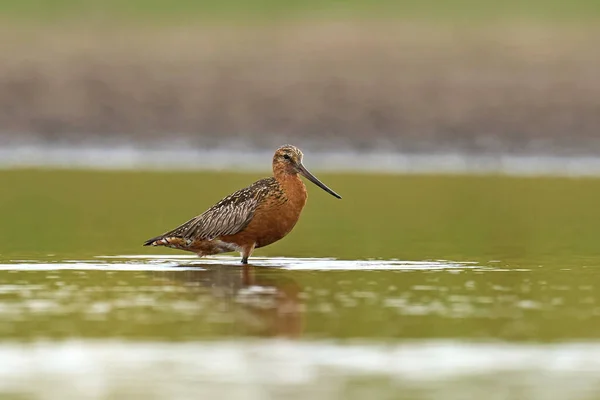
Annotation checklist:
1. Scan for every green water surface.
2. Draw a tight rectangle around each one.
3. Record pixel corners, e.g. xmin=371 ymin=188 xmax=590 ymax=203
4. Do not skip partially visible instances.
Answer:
xmin=1 ymin=170 xmax=600 ymax=342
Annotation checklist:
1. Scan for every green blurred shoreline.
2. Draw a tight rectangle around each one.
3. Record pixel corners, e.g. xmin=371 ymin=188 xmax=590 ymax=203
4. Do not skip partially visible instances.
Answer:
xmin=2 ymin=0 xmax=600 ymax=23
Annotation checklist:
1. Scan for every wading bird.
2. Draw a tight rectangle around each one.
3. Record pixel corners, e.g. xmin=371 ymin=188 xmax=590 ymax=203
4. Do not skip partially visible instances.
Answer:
xmin=143 ymin=145 xmax=341 ymax=264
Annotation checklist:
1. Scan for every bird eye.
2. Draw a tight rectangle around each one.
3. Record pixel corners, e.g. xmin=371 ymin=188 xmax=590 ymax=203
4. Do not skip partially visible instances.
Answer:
xmin=283 ymin=154 xmax=291 ymax=160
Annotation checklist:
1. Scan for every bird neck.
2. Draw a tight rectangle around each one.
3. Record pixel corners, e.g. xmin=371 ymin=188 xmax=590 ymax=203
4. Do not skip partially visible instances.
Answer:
xmin=274 ymin=169 xmax=307 ymax=205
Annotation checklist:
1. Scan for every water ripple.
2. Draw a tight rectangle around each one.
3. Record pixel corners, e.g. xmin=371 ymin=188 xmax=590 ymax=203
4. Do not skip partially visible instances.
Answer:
xmin=0 ymin=255 xmax=481 ymax=271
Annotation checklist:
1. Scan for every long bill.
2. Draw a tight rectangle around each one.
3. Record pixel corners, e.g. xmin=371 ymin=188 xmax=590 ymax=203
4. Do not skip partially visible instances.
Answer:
xmin=297 ymin=163 xmax=342 ymax=199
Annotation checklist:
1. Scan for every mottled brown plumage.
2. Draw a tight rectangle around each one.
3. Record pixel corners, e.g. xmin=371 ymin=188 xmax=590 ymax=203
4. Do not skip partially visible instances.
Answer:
xmin=143 ymin=145 xmax=341 ymax=264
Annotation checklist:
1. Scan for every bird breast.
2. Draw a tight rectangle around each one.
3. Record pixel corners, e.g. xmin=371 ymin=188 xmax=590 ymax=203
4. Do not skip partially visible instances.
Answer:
xmin=229 ymin=175 xmax=307 ymax=248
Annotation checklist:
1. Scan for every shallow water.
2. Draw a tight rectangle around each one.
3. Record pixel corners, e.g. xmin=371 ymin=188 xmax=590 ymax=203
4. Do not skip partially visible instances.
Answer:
xmin=3 ymin=339 xmax=600 ymax=400
xmin=3 ymin=170 xmax=600 ymax=399
xmin=2 ymin=255 xmax=600 ymax=399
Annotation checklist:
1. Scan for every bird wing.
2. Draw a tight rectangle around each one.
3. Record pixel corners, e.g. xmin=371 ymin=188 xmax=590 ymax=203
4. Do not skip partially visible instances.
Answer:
xmin=148 ymin=178 xmax=277 ymax=243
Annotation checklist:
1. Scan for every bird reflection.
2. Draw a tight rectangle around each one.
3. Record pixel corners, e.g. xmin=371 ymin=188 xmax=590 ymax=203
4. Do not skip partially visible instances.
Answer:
xmin=152 ymin=264 xmax=303 ymax=338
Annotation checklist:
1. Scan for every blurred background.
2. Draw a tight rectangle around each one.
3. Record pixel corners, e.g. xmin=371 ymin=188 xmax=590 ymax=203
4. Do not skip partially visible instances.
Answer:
xmin=2 ymin=2 xmax=600 ymax=400
xmin=1 ymin=0 xmax=599 ymax=161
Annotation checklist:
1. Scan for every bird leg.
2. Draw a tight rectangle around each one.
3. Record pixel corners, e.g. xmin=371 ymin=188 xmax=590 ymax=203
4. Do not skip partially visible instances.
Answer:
xmin=240 ymin=243 xmax=256 ymax=265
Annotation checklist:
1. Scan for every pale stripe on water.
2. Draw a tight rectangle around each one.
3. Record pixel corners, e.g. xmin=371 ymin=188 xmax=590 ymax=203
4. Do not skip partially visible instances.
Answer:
xmin=0 ymin=255 xmax=481 ymax=271
xmin=0 ymin=340 xmax=599 ymax=400
xmin=3 ymin=144 xmax=600 ymax=176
